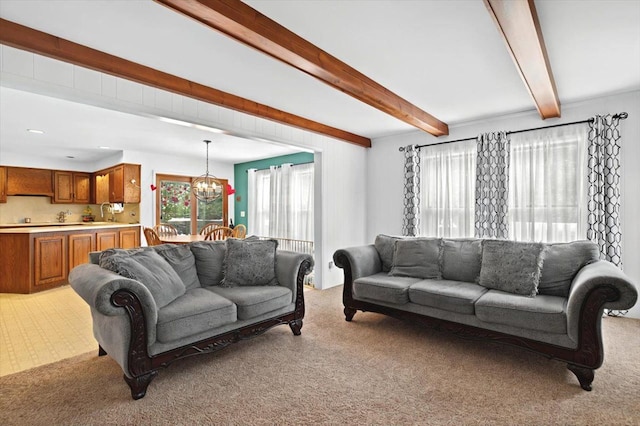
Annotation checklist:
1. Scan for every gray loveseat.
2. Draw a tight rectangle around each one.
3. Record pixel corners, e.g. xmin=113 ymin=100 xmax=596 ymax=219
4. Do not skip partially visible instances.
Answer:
xmin=333 ymin=235 xmax=637 ymax=391
xmin=70 ymin=238 xmax=313 ymax=399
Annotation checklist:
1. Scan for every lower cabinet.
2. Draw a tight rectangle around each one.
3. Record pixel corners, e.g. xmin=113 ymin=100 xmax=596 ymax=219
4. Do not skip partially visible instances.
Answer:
xmin=0 ymin=226 xmax=141 ymax=293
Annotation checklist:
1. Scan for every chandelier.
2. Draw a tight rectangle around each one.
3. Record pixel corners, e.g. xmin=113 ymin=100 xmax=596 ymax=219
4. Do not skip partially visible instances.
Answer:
xmin=192 ymin=140 xmax=223 ymax=202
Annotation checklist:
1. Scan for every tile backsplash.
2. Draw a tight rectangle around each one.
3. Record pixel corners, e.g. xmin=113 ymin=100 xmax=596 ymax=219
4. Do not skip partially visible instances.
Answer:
xmin=0 ymin=196 xmax=140 ymax=224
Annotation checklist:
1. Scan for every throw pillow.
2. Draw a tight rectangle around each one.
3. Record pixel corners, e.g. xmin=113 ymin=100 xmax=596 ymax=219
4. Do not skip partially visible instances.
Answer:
xmin=189 ymin=241 xmax=227 ymax=287
xmin=222 ymin=238 xmax=279 ymax=287
xmin=441 ymin=239 xmax=483 ymax=282
xmin=375 ymin=234 xmax=402 ymax=272
xmin=153 ymin=244 xmax=201 ymax=290
xmin=539 ymin=240 xmax=599 ymax=297
xmin=479 ymin=240 xmax=546 ymax=297
xmin=99 ymin=248 xmax=186 ymax=308
xmin=389 ymin=238 xmax=442 ymax=279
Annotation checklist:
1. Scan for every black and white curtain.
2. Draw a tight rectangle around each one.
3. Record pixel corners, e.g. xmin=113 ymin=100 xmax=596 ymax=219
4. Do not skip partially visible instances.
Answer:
xmin=474 ymin=131 xmax=510 ymax=239
xmin=402 ymin=145 xmax=421 ymax=236
xmin=587 ymin=115 xmax=623 ymax=267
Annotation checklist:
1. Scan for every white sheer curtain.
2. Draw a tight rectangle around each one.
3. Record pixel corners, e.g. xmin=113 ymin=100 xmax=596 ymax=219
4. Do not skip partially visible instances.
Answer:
xmin=248 ymin=163 xmax=314 ymax=241
xmin=247 ymin=168 xmax=271 ymax=236
xmin=508 ymin=123 xmax=588 ymax=243
xmin=420 ymin=139 xmax=476 ymax=237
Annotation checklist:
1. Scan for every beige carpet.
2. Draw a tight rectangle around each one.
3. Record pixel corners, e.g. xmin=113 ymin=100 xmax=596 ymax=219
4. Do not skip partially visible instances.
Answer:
xmin=1 ymin=286 xmax=638 ymax=425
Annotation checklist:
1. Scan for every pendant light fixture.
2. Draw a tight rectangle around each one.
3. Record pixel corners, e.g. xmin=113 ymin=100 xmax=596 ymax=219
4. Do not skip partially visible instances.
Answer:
xmin=192 ymin=140 xmax=223 ymax=202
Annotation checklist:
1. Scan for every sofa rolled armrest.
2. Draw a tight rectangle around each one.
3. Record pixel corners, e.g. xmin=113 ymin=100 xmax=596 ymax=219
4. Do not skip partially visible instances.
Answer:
xmin=333 ymin=245 xmax=382 ymax=282
xmin=276 ymin=250 xmax=314 ymax=301
xmin=566 ymin=260 xmax=638 ymax=343
xmin=69 ymin=263 xmax=158 ymax=346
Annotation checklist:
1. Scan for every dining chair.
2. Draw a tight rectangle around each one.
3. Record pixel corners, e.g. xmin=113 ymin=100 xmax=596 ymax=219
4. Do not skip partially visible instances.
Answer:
xmin=232 ymin=224 xmax=247 ymax=239
xmin=154 ymin=224 xmax=178 ymax=236
xmin=144 ymin=227 xmax=162 ymax=246
xmin=199 ymin=223 xmax=221 ymax=236
xmin=205 ymin=226 xmax=234 ymax=241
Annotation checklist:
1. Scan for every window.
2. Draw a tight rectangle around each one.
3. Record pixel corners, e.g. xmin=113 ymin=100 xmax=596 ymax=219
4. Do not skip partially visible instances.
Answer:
xmin=418 ymin=123 xmax=588 ymax=243
xmin=420 ymin=139 xmax=476 ymax=238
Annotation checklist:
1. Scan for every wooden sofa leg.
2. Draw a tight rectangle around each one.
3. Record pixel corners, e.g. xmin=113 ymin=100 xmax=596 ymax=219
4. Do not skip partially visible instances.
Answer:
xmin=124 ymin=371 xmax=157 ymax=400
xmin=289 ymin=319 xmax=303 ymax=335
xmin=567 ymin=364 xmax=594 ymax=391
xmin=344 ymin=307 xmax=356 ymax=322
xmin=98 ymin=345 xmax=107 ymax=357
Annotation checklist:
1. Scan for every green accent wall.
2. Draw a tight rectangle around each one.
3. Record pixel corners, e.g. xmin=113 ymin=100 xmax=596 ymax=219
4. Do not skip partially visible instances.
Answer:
xmin=233 ymin=152 xmax=314 ymax=229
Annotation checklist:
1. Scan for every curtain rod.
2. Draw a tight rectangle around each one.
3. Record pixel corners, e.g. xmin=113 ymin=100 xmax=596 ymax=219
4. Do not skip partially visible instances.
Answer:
xmin=399 ymin=112 xmax=628 ymax=151
xmin=246 ymin=161 xmax=314 ymax=173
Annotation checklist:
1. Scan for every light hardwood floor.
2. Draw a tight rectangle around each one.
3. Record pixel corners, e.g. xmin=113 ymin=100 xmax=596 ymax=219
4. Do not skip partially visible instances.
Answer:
xmin=0 ymin=285 xmax=97 ymax=376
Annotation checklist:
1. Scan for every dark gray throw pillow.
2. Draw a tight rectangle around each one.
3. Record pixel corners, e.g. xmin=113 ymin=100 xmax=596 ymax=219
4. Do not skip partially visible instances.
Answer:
xmin=389 ymin=238 xmax=442 ymax=279
xmin=153 ymin=244 xmax=201 ymax=290
xmin=375 ymin=234 xmax=402 ymax=272
xmin=222 ymin=238 xmax=279 ymax=287
xmin=99 ymin=248 xmax=186 ymax=308
xmin=479 ymin=240 xmax=546 ymax=297
xmin=189 ymin=241 xmax=227 ymax=287
xmin=441 ymin=239 xmax=483 ymax=283
xmin=539 ymin=240 xmax=599 ymax=297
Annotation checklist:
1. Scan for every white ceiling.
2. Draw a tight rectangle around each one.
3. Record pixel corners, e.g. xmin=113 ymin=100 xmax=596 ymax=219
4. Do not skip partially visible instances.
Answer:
xmin=0 ymin=0 xmax=639 ymax=162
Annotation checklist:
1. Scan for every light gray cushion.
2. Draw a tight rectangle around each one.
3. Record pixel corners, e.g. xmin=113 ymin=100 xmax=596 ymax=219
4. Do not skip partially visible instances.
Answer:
xmin=375 ymin=234 xmax=402 ymax=272
xmin=99 ymin=248 xmax=186 ymax=308
xmin=208 ymin=286 xmax=292 ymax=320
xmin=353 ymin=272 xmax=421 ymax=304
xmin=389 ymin=238 xmax=442 ymax=279
xmin=222 ymin=238 xmax=279 ymax=287
xmin=441 ymin=239 xmax=483 ymax=283
xmin=479 ymin=240 xmax=546 ymax=297
xmin=189 ymin=241 xmax=226 ymax=287
xmin=153 ymin=244 xmax=201 ymax=290
xmin=539 ymin=240 xmax=599 ymax=297
xmin=409 ymin=279 xmax=488 ymax=315
xmin=156 ymin=288 xmax=237 ymax=342
xmin=475 ymin=290 xmax=567 ymax=334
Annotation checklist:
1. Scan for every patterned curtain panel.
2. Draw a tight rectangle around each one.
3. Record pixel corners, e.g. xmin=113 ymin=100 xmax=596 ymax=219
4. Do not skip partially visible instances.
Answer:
xmin=402 ymin=145 xmax=421 ymax=236
xmin=474 ymin=131 xmax=510 ymax=239
xmin=587 ymin=115 xmax=623 ymax=268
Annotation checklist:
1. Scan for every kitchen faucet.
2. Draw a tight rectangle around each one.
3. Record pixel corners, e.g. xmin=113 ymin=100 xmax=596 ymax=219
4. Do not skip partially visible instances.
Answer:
xmin=57 ymin=210 xmax=72 ymax=223
xmin=100 ymin=202 xmax=112 ymax=221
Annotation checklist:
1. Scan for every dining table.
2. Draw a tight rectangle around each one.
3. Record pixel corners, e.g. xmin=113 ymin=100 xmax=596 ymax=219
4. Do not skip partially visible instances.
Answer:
xmin=157 ymin=234 xmax=207 ymax=244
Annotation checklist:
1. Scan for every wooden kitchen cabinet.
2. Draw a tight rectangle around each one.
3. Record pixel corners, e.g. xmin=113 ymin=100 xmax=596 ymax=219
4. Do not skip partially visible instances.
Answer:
xmin=93 ymin=163 xmax=140 ymax=204
xmin=0 ymin=166 xmax=6 ymax=203
xmin=6 ymin=167 xmax=53 ymax=196
xmin=0 ymin=225 xmax=142 ymax=293
xmin=54 ymin=171 xmax=91 ymax=204
xmin=69 ymin=232 xmax=95 ymax=270
xmin=34 ymin=234 xmax=68 ymax=288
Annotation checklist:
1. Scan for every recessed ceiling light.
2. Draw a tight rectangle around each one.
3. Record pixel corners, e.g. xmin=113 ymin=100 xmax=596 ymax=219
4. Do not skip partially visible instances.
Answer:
xmin=27 ymin=129 xmax=44 ymax=134
xmin=98 ymin=146 xmax=111 ymax=149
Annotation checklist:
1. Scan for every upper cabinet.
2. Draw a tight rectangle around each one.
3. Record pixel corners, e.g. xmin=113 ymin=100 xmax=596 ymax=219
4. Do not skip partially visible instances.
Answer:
xmin=53 ymin=171 xmax=91 ymax=204
xmin=0 ymin=166 xmax=6 ymax=203
xmin=6 ymin=167 xmax=53 ymax=196
xmin=93 ymin=163 xmax=140 ymax=204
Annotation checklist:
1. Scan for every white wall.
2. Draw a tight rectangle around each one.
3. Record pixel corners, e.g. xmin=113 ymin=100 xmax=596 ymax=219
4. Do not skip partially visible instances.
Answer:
xmin=0 ymin=46 xmax=369 ymax=290
xmin=367 ymin=90 xmax=640 ymax=318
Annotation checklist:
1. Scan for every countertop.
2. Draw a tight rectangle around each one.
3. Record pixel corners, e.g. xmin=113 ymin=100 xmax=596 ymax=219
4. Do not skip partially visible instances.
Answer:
xmin=0 ymin=222 xmax=141 ymax=234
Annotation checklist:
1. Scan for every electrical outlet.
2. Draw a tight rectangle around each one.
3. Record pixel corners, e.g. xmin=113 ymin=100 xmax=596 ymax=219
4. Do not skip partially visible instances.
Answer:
xmin=240 ymin=211 xmax=246 ymax=217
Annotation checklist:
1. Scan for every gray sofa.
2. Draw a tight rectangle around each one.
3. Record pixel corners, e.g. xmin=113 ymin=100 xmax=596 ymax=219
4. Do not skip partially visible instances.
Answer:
xmin=70 ymin=238 xmax=313 ymax=399
xmin=333 ymin=235 xmax=637 ymax=391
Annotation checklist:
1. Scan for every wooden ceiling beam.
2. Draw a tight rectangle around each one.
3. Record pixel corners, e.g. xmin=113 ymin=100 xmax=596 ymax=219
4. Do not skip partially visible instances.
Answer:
xmin=0 ymin=18 xmax=371 ymax=147
xmin=484 ymin=0 xmax=561 ymax=118
xmin=154 ymin=0 xmax=449 ymax=137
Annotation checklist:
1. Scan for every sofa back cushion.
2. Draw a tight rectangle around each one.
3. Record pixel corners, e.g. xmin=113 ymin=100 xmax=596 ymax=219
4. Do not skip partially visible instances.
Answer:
xmin=478 ymin=240 xmax=546 ymax=297
xmin=153 ymin=244 xmax=201 ymax=290
xmin=222 ymin=238 xmax=279 ymax=287
xmin=189 ymin=241 xmax=227 ymax=287
xmin=441 ymin=239 xmax=483 ymax=282
xmin=539 ymin=240 xmax=599 ymax=297
xmin=375 ymin=234 xmax=402 ymax=272
xmin=99 ymin=248 xmax=186 ymax=308
xmin=389 ymin=238 xmax=442 ymax=279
